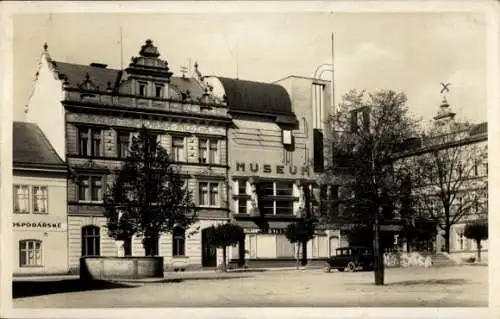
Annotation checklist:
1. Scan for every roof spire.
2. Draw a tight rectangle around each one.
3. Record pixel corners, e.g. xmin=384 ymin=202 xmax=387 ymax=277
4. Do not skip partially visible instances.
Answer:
xmin=434 ymin=82 xmax=456 ymax=122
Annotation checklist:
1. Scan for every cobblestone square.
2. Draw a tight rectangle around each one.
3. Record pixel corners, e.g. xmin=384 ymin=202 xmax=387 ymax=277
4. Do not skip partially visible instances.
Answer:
xmin=13 ymin=265 xmax=487 ymax=308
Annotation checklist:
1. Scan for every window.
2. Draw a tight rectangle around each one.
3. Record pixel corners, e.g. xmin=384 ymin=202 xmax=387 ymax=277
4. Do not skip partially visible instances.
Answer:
xmin=78 ymin=127 xmax=102 ymax=157
xmin=238 ymin=198 xmax=247 ymax=214
xmin=236 ymin=180 xmax=247 ymax=214
xmin=275 ymin=200 xmax=294 ymax=215
xmin=258 ymin=181 xmax=294 ymax=215
xmin=238 ymin=180 xmax=247 ymax=195
xmin=155 ymin=84 xmax=164 ymax=98
xmin=172 ymin=136 xmax=185 ymax=162
xmin=146 ymin=133 xmax=159 ymax=154
xmin=117 ymin=131 xmax=132 ymax=159
xmin=199 ymin=182 xmax=219 ymax=206
xmin=457 ymin=232 xmax=467 ymax=251
xmin=138 ymin=82 xmax=147 ymax=96
xmin=81 ymin=225 xmax=100 ymax=256
xmin=14 ymin=185 xmax=30 ymax=213
xmin=32 ymin=186 xmax=48 ymax=214
xmin=172 ymin=227 xmax=186 ymax=256
xmin=276 ymin=182 xmax=293 ymax=196
xmin=199 ymin=138 xmax=219 ymax=164
xmin=19 ymin=240 xmax=42 ymax=267
xmin=78 ymin=176 xmax=103 ymax=202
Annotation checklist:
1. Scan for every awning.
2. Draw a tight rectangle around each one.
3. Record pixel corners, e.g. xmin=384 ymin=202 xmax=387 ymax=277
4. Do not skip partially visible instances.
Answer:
xmin=235 ymin=220 xmax=292 ymax=230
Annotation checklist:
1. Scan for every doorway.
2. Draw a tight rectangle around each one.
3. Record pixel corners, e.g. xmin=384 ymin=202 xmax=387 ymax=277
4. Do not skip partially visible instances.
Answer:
xmin=201 ymin=228 xmax=217 ymax=267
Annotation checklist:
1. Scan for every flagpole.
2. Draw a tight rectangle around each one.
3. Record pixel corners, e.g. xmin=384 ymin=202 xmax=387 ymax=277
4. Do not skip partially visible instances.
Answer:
xmin=120 ymin=26 xmax=124 ymax=70
xmin=331 ymin=32 xmax=335 ymax=115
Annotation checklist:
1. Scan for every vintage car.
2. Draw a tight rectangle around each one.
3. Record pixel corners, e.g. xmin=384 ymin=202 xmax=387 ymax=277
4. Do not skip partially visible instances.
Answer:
xmin=324 ymin=246 xmax=374 ymax=272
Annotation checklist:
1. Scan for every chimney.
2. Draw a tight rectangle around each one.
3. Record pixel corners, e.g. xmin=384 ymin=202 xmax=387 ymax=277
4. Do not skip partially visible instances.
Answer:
xmin=90 ymin=63 xmax=108 ymax=68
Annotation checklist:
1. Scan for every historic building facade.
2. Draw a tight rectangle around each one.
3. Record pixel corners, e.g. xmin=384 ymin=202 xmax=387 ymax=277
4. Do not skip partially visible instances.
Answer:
xmin=395 ymin=98 xmax=488 ymax=259
xmin=12 ymin=122 xmax=69 ymax=275
xmin=25 ymin=40 xmax=232 ymax=272
xmin=203 ymin=75 xmax=337 ymax=266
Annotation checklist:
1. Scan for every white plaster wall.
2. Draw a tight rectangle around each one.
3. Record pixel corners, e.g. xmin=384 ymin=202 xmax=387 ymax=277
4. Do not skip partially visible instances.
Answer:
xmin=25 ymin=55 xmax=66 ymax=161
xmin=13 ymin=174 xmax=68 ymax=274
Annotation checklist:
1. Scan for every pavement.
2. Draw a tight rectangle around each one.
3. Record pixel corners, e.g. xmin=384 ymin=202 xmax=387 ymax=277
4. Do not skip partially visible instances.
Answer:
xmin=12 ymin=265 xmax=488 ymax=308
xmin=12 ymin=265 xmax=320 ymax=283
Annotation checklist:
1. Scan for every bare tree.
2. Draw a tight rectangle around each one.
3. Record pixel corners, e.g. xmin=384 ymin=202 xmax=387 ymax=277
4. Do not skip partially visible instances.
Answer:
xmin=323 ymin=89 xmax=420 ymax=285
xmin=407 ymin=121 xmax=487 ymax=253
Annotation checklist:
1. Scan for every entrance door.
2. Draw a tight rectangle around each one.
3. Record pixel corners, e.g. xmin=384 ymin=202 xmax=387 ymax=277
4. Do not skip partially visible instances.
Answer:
xmin=201 ymin=228 xmax=217 ymax=267
xmin=329 ymin=236 xmax=340 ymax=256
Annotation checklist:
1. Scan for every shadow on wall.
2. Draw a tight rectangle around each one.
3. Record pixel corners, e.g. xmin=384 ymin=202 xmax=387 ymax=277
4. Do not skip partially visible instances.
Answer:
xmin=12 ymin=279 xmax=135 ymax=299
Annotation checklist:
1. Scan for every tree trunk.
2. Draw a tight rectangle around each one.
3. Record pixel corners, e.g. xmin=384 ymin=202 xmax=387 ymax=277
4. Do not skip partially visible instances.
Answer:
xmin=301 ymin=240 xmax=308 ymax=267
xmin=124 ymin=237 xmax=132 ymax=256
xmin=374 ymin=205 xmax=384 ymax=285
xmin=444 ymin=226 xmax=451 ymax=253
xmin=476 ymin=239 xmax=481 ymax=263
xmin=222 ymin=246 xmax=227 ymax=272
xmin=296 ymin=243 xmax=301 ymax=270
xmin=238 ymin=236 xmax=246 ymax=268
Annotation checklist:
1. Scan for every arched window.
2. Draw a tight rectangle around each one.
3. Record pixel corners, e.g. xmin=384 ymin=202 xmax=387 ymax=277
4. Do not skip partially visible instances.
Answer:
xmin=19 ymin=240 xmax=42 ymax=266
xmin=81 ymin=225 xmax=100 ymax=256
xmin=172 ymin=226 xmax=186 ymax=257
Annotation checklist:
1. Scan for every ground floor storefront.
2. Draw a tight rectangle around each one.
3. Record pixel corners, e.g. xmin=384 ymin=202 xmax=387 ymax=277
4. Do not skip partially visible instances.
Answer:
xmin=12 ymin=220 xmax=69 ymax=276
xmin=229 ymin=220 xmax=350 ymax=267
xmin=67 ymin=216 xmax=229 ymax=273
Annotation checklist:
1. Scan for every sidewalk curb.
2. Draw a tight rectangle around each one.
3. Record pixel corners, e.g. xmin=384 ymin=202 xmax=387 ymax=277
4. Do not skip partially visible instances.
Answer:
xmin=12 ymin=266 xmax=325 ymax=282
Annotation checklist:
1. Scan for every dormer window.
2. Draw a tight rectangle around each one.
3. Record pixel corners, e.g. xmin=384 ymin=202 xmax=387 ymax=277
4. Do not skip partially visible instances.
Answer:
xmin=138 ymin=82 xmax=147 ymax=97
xmin=155 ymin=83 xmax=164 ymax=98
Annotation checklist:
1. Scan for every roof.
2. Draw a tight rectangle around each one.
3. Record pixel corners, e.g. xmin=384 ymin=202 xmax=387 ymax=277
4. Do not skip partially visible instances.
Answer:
xmin=169 ymin=76 xmax=205 ymax=99
xmin=470 ymin=122 xmax=487 ymax=136
xmin=13 ymin=122 xmax=65 ymax=169
xmin=51 ymin=60 xmax=208 ymax=100
xmin=216 ymin=77 xmax=293 ymax=116
xmin=52 ymin=61 xmax=121 ymax=91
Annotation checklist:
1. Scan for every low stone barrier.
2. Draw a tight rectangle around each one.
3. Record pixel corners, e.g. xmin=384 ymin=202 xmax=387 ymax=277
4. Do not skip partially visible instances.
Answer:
xmin=80 ymin=257 xmax=164 ymax=280
xmin=383 ymin=252 xmax=432 ymax=268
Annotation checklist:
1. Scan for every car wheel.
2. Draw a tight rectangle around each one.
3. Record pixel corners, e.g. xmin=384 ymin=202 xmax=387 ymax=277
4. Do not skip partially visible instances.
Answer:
xmin=346 ymin=262 xmax=356 ymax=272
xmin=323 ymin=266 xmax=332 ymax=273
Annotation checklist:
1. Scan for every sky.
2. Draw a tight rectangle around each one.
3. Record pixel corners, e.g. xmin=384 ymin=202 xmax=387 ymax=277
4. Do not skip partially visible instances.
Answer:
xmin=13 ymin=11 xmax=488 ymax=124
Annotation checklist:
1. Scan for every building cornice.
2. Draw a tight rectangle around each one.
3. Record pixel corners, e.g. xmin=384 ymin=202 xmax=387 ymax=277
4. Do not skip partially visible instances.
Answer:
xmin=392 ymin=133 xmax=487 ymax=160
xmin=13 ymin=163 xmax=67 ymax=174
xmin=63 ymin=102 xmax=233 ymax=124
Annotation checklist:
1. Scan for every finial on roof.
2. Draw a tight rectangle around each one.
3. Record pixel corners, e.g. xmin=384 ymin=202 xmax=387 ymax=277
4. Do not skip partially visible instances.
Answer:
xmin=139 ymin=39 xmax=160 ymax=58
xmin=43 ymin=42 xmax=48 ymax=51
xmin=194 ymin=61 xmax=203 ymax=81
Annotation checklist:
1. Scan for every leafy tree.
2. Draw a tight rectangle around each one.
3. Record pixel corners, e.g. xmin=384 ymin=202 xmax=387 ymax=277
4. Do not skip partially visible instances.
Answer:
xmin=344 ymin=224 xmax=395 ymax=249
xmin=323 ymin=89 xmax=420 ymax=285
xmin=284 ymin=217 xmax=316 ymax=268
xmin=104 ymin=125 xmax=197 ymax=256
xmin=206 ymin=223 xmax=245 ymax=271
xmin=464 ymin=221 xmax=488 ymax=263
xmin=408 ymin=120 xmax=487 ymax=253
xmin=401 ymin=217 xmax=438 ymax=252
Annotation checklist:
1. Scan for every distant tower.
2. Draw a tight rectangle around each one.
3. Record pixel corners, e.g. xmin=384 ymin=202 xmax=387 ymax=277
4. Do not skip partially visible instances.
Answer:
xmin=434 ymin=82 xmax=456 ymax=124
